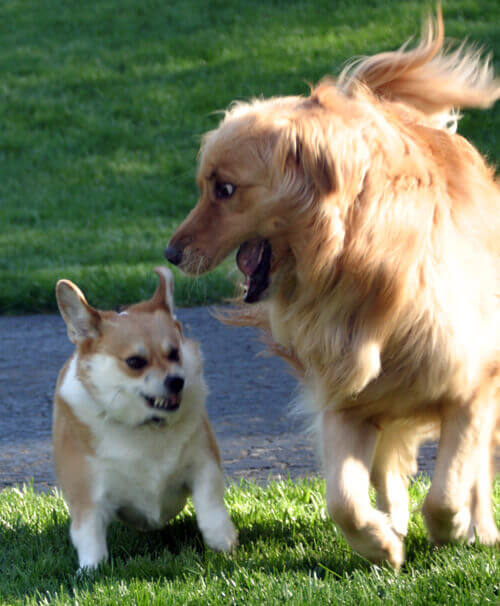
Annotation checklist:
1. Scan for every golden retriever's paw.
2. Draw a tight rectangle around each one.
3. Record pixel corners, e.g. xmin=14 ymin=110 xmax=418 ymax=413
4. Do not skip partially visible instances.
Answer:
xmin=373 ymin=528 xmax=405 ymax=570
xmin=422 ymin=500 xmax=471 ymax=545
xmin=389 ymin=508 xmax=409 ymax=539
xmin=344 ymin=517 xmax=405 ymax=570
xmin=467 ymin=522 xmax=500 ymax=545
xmin=425 ymin=502 xmax=499 ymax=546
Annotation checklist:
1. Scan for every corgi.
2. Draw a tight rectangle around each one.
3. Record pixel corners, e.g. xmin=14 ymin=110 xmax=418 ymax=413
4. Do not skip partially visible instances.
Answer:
xmin=53 ymin=267 xmax=237 ymax=570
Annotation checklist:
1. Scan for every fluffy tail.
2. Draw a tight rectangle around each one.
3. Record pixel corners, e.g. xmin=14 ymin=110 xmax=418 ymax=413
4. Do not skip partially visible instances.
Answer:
xmin=337 ymin=5 xmax=499 ymax=118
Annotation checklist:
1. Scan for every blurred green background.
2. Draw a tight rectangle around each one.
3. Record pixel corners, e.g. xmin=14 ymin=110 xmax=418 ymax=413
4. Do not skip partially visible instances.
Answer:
xmin=0 ymin=0 xmax=498 ymax=312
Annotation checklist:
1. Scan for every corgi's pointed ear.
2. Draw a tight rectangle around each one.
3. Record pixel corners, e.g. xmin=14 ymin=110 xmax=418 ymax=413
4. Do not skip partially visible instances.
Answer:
xmin=56 ymin=280 xmax=101 ymax=344
xmin=151 ymin=266 xmax=175 ymax=315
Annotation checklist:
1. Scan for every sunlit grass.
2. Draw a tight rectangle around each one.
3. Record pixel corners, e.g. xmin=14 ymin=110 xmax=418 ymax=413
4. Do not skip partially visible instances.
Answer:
xmin=0 ymin=0 xmax=498 ymax=312
xmin=0 ymin=477 xmax=498 ymax=605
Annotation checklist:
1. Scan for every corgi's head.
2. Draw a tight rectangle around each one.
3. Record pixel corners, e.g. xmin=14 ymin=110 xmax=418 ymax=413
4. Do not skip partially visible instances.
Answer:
xmin=56 ymin=267 xmax=206 ymax=427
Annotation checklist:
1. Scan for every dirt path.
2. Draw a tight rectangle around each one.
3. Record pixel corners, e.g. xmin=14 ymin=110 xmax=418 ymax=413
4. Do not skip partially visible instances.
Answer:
xmin=0 ymin=310 xmax=437 ymax=492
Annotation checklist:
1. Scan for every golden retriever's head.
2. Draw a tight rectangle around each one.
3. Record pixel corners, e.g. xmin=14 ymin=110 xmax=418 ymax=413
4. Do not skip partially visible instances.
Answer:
xmin=166 ymin=9 xmax=500 ymax=306
xmin=166 ymin=88 xmax=358 ymax=302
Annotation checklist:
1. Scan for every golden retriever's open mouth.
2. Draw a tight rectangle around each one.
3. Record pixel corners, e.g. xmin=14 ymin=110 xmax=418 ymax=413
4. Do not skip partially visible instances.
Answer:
xmin=236 ymin=238 xmax=272 ymax=303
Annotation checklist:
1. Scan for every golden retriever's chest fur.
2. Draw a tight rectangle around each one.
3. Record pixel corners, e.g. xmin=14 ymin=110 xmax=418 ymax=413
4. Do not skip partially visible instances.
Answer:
xmin=269 ymin=256 xmax=498 ymax=422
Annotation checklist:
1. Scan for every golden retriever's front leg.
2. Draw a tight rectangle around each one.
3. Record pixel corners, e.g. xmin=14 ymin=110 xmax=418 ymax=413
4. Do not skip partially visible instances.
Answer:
xmin=468 ymin=447 xmax=500 ymax=544
xmin=370 ymin=424 xmax=420 ymax=538
xmin=322 ymin=409 xmax=405 ymax=569
xmin=423 ymin=397 xmax=498 ymax=545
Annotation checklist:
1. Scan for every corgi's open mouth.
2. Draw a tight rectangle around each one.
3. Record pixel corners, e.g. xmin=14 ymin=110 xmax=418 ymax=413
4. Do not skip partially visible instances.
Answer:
xmin=142 ymin=394 xmax=181 ymax=412
xmin=236 ymin=238 xmax=272 ymax=304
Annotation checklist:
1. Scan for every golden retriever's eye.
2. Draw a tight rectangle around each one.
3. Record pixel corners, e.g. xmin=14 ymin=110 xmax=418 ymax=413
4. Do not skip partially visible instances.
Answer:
xmin=167 ymin=347 xmax=180 ymax=362
xmin=125 ymin=356 xmax=148 ymax=370
xmin=214 ymin=181 xmax=236 ymax=200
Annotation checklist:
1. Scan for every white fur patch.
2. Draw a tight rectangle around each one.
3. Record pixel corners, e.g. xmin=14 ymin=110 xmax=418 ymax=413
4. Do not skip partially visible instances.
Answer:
xmin=71 ymin=508 xmax=111 ymax=570
xmin=191 ymin=458 xmax=238 ymax=552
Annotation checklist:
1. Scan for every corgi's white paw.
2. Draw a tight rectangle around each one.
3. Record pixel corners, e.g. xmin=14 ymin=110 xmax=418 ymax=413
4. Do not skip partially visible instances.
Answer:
xmin=76 ymin=559 xmax=103 ymax=576
xmin=71 ymin=516 xmax=109 ymax=571
xmin=200 ymin=510 xmax=238 ymax=552
xmin=76 ymin=548 xmax=108 ymax=573
xmin=76 ymin=546 xmax=108 ymax=571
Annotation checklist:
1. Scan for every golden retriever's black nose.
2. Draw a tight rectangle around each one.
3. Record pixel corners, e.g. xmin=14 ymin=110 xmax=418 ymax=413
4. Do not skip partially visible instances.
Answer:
xmin=165 ymin=375 xmax=184 ymax=394
xmin=164 ymin=246 xmax=183 ymax=266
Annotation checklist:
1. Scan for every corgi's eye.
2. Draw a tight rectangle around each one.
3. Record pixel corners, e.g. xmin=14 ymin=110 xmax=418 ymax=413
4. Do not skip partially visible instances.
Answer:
xmin=167 ymin=348 xmax=180 ymax=362
xmin=214 ymin=181 xmax=236 ymax=200
xmin=125 ymin=356 xmax=148 ymax=370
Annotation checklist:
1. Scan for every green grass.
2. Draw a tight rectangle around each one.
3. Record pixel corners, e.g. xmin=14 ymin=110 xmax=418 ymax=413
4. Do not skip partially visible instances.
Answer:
xmin=0 ymin=0 xmax=499 ymax=312
xmin=0 ymin=477 xmax=498 ymax=604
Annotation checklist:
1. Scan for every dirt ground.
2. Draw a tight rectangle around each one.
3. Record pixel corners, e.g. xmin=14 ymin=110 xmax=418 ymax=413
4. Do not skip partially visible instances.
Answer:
xmin=0 ymin=310 xmax=437 ymax=492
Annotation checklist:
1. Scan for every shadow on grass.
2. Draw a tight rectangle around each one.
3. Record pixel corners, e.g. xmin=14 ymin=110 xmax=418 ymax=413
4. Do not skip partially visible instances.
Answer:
xmin=1 ymin=0 xmax=498 ymax=315
xmin=0 ymin=496 xmax=370 ymax=601
xmin=0 ymin=511 xmax=202 ymax=599
xmin=1 ymin=482 xmax=498 ymax=603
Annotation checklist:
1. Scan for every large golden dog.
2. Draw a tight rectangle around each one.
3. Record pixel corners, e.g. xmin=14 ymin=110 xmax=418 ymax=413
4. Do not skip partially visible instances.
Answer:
xmin=166 ymin=9 xmax=499 ymax=567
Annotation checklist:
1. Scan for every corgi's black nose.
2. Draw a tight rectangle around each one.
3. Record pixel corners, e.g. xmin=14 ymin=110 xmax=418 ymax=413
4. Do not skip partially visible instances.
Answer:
xmin=165 ymin=375 xmax=184 ymax=394
xmin=164 ymin=246 xmax=183 ymax=266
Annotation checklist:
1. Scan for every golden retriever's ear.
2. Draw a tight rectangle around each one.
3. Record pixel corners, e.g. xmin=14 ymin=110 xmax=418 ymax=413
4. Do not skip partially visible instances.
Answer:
xmin=274 ymin=115 xmax=337 ymax=195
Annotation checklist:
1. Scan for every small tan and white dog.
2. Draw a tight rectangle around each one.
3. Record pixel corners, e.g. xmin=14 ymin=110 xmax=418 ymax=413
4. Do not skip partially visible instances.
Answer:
xmin=53 ymin=267 xmax=237 ymax=570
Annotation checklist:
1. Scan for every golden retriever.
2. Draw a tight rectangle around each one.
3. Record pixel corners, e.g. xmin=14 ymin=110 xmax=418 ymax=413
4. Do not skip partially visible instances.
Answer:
xmin=165 ymin=8 xmax=499 ymax=568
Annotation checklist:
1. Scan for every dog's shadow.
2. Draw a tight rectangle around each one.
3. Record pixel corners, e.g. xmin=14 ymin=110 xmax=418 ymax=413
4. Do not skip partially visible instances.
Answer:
xmin=0 ymin=483 xmax=455 ymax=601
xmin=0 ymin=501 xmax=378 ymax=600
xmin=0 ymin=512 xmax=208 ymax=599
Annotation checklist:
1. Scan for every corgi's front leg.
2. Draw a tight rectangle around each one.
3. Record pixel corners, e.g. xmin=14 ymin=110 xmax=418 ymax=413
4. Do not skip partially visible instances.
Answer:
xmin=191 ymin=458 xmax=238 ymax=553
xmin=70 ymin=506 xmax=112 ymax=571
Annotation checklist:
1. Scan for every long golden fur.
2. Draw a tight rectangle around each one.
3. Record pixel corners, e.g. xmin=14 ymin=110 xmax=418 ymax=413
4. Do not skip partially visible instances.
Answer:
xmin=166 ymin=8 xmax=500 ymax=567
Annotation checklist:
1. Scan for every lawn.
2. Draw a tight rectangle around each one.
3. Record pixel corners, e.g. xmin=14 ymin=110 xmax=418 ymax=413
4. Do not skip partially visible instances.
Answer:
xmin=0 ymin=0 xmax=499 ymax=312
xmin=1 ymin=2 xmax=498 ymax=603
xmin=0 ymin=477 xmax=498 ymax=605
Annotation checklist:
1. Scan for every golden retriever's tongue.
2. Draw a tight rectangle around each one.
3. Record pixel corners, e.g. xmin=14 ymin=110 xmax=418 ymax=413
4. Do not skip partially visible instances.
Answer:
xmin=236 ymin=238 xmax=272 ymax=303
xmin=236 ymin=239 xmax=265 ymax=276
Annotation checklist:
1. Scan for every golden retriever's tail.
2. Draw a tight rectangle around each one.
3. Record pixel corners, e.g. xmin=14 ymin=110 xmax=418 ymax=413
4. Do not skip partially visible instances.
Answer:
xmin=337 ymin=6 xmax=499 ymax=125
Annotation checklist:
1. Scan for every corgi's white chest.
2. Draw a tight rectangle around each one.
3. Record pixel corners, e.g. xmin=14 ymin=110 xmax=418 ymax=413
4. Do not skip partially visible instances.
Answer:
xmin=60 ymin=356 xmax=202 ymax=529
xmin=90 ymin=438 xmax=192 ymax=528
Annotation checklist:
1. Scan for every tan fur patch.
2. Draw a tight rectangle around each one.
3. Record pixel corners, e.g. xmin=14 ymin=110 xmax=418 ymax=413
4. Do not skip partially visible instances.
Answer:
xmin=53 ymin=358 xmax=94 ymax=526
xmin=202 ymin=414 xmax=221 ymax=467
